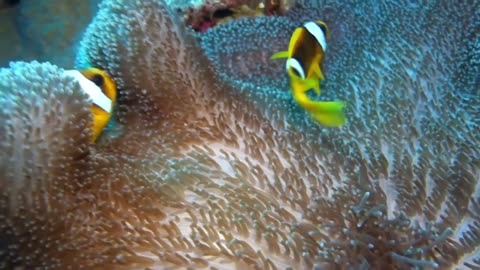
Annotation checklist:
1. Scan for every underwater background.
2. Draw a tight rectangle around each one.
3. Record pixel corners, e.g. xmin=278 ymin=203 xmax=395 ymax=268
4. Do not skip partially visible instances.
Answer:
xmin=0 ymin=0 xmax=479 ymax=269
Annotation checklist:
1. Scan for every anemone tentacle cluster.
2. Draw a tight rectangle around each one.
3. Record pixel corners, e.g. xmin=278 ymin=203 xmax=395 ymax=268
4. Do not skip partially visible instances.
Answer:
xmin=0 ymin=0 xmax=479 ymax=269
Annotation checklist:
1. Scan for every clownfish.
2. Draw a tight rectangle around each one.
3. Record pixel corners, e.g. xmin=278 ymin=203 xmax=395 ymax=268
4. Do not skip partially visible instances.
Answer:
xmin=271 ymin=20 xmax=346 ymax=127
xmin=65 ymin=68 xmax=117 ymax=142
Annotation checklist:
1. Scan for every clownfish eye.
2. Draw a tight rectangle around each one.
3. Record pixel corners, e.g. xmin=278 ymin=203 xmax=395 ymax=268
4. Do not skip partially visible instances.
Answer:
xmin=91 ymin=74 xmax=104 ymax=87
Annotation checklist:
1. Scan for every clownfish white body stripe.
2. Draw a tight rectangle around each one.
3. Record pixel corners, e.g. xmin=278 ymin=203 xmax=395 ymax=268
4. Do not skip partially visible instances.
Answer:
xmin=303 ymin=21 xmax=327 ymax=52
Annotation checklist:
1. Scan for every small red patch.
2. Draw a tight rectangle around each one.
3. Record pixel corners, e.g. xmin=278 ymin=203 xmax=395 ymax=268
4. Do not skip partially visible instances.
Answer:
xmin=198 ymin=20 xmax=218 ymax=32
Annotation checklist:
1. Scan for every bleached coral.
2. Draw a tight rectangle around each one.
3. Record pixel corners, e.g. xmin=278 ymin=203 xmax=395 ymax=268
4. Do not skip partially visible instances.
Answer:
xmin=1 ymin=0 xmax=479 ymax=269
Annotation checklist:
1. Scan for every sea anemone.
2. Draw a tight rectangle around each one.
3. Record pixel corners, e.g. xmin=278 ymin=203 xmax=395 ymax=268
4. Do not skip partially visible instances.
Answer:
xmin=182 ymin=0 xmax=292 ymax=32
xmin=0 ymin=0 xmax=479 ymax=269
xmin=0 ymin=61 xmax=93 ymax=267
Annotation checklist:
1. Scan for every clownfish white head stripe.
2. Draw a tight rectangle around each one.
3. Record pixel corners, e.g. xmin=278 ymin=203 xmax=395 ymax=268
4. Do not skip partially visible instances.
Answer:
xmin=286 ymin=58 xmax=306 ymax=79
xmin=304 ymin=21 xmax=327 ymax=52
xmin=64 ymin=70 xmax=112 ymax=113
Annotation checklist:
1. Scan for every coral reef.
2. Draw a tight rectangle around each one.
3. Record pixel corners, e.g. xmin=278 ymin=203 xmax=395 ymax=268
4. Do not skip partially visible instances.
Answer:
xmin=0 ymin=0 xmax=479 ymax=269
xmin=182 ymin=0 xmax=291 ymax=32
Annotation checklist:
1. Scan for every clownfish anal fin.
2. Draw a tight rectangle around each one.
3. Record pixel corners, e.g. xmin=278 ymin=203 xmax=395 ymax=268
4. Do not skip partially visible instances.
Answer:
xmin=303 ymin=78 xmax=320 ymax=96
xmin=271 ymin=51 xmax=289 ymax=59
xmin=313 ymin=64 xmax=325 ymax=81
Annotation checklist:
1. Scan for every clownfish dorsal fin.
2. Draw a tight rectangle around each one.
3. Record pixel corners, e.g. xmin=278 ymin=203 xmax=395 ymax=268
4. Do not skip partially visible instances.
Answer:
xmin=271 ymin=51 xmax=289 ymax=59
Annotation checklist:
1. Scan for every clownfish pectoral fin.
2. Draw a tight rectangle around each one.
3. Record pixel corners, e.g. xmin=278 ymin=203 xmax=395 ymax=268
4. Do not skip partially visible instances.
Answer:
xmin=271 ymin=51 xmax=289 ymax=59
xmin=309 ymin=101 xmax=346 ymax=127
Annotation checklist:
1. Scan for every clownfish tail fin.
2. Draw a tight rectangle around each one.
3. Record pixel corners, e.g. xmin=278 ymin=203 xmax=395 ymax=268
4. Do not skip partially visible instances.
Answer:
xmin=271 ymin=51 xmax=289 ymax=59
xmin=309 ymin=101 xmax=346 ymax=127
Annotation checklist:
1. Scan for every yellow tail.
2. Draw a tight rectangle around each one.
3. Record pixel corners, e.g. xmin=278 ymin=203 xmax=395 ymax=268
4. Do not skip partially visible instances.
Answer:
xmin=310 ymin=101 xmax=346 ymax=127
xmin=292 ymin=89 xmax=346 ymax=127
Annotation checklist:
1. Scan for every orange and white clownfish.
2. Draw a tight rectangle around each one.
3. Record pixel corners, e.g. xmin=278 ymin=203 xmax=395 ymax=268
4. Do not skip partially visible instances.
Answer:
xmin=65 ymin=68 xmax=117 ymax=142
xmin=271 ymin=20 xmax=346 ymax=127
